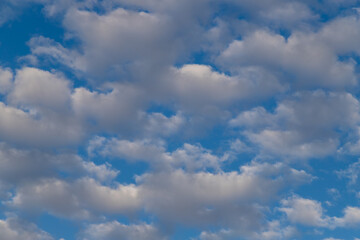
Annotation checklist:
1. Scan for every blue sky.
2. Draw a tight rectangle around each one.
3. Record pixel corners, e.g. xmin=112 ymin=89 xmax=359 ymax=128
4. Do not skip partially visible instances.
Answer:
xmin=1 ymin=0 xmax=360 ymax=240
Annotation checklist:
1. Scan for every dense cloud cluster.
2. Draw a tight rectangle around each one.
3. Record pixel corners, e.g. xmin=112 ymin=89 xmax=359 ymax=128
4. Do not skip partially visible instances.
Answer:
xmin=0 ymin=0 xmax=360 ymax=239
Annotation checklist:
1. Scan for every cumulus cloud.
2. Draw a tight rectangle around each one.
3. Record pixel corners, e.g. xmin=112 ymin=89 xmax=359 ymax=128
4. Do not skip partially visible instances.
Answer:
xmin=137 ymin=162 xmax=311 ymax=231
xmin=9 ymin=178 xmax=141 ymax=219
xmin=0 ymin=67 xmax=13 ymax=95
xmin=0 ymin=215 xmax=53 ymax=240
xmin=280 ymin=195 xmax=360 ymax=229
xmin=8 ymin=67 xmax=71 ymax=111
xmin=197 ymin=221 xmax=297 ymax=240
xmin=0 ymin=102 xmax=83 ymax=147
xmin=1 ymin=0 xmax=360 ymax=239
xmin=230 ymin=91 xmax=360 ymax=159
xmin=82 ymin=221 xmax=166 ymax=240
xmin=72 ymin=84 xmax=144 ymax=133
xmin=6 ymin=159 xmax=311 ymax=237
xmin=218 ymin=15 xmax=360 ymax=89
xmin=0 ymin=141 xmax=118 ymax=195
xmin=62 ymin=7 xmax=181 ymax=78
xmin=280 ymin=196 xmax=330 ymax=227
xmin=168 ymin=64 xmax=284 ymax=111
xmin=88 ymin=137 xmax=229 ymax=171
xmin=258 ymin=2 xmax=316 ymax=28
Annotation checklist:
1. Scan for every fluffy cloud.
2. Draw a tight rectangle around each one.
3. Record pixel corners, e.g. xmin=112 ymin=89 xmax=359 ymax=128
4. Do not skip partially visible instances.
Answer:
xmin=82 ymin=221 xmax=166 ymax=240
xmin=0 ymin=216 xmax=53 ymax=240
xmin=0 ymin=141 xmax=120 ymax=204
xmin=198 ymin=221 xmax=297 ymax=240
xmin=9 ymin=178 xmax=141 ymax=219
xmin=88 ymin=137 xmax=228 ymax=171
xmin=8 ymin=67 xmax=71 ymax=111
xmin=0 ymin=102 xmax=83 ymax=147
xmin=218 ymin=15 xmax=360 ymax=89
xmin=280 ymin=195 xmax=360 ymax=229
xmin=0 ymin=67 xmax=13 ymax=94
xmin=230 ymin=91 xmax=360 ymax=159
xmin=169 ymin=64 xmax=284 ymax=111
xmin=280 ymin=196 xmax=330 ymax=227
xmin=258 ymin=2 xmax=316 ymax=28
xmin=137 ymin=162 xmax=311 ymax=232
xmin=333 ymin=207 xmax=360 ymax=227
xmin=0 ymin=141 xmax=117 ymax=192
xmin=62 ymin=7 xmax=180 ymax=78
xmin=72 ymin=84 xmax=143 ymax=133
xmin=0 ymin=0 xmax=360 ymax=239
xmin=6 ymin=159 xmax=311 ymax=236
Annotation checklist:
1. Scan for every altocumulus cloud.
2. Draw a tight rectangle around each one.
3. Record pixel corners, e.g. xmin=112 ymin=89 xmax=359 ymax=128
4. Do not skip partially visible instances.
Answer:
xmin=0 ymin=0 xmax=360 ymax=239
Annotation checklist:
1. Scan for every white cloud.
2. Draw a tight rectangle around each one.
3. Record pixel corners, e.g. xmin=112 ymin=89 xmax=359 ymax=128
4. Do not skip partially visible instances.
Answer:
xmin=197 ymin=221 xmax=297 ymax=240
xmin=231 ymin=91 xmax=360 ymax=159
xmin=280 ymin=195 xmax=360 ymax=229
xmin=26 ymin=36 xmax=85 ymax=72
xmin=9 ymin=178 xmax=141 ymax=219
xmin=259 ymin=2 xmax=316 ymax=28
xmin=8 ymin=67 xmax=71 ymax=111
xmin=253 ymin=221 xmax=297 ymax=240
xmin=82 ymin=221 xmax=166 ymax=240
xmin=142 ymin=111 xmax=185 ymax=137
xmin=0 ymin=142 xmax=118 ymax=186
xmin=137 ymin=162 xmax=311 ymax=229
xmin=280 ymin=196 xmax=330 ymax=227
xmin=218 ymin=16 xmax=360 ymax=89
xmin=88 ymin=137 xmax=228 ymax=171
xmin=169 ymin=64 xmax=284 ymax=111
xmin=0 ymin=1 xmax=360 ymax=239
xmin=0 ymin=215 xmax=53 ymax=240
xmin=337 ymin=160 xmax=360 ymax=188
xmin=248 ymin=130 xmax=339 ymax=159
xmin=62 ymin=8 xmax=177 ymax=78
xmin=0 ymin=67 xmax=13 ymax=95
xmin=0 ymin=102 xmax=83 ymax=147
xmin=72 ymin=84 xmax=143 ymax=133
xmin=333 ymin=207 xmax=360 ymax=227
xmin=197 ymin=229 xmax=233 ymax=240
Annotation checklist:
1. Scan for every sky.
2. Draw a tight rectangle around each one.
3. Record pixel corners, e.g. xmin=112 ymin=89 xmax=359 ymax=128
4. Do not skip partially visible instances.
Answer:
xmin=1 ymin=0 xmax=360 ymax=239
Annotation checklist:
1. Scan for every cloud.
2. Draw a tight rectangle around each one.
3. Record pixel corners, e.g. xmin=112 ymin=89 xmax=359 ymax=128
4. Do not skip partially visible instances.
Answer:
xmin=0 ymin=0 xmax=360 ymax=239
xmin=280 ymin=195 xmax=360 ymax=229
xmin=337 ymin=159 xmax=360 ymax=188
xmin=72 ymin=84 xmax=144 ymax=133
xmin=0 ymin=215 xmax=53 ymax=240
xmin=9 ymin=178 xmax=141 ymax=219
xmin=230 ymin=91 xmax=360 ymax=159
xmin=197 ymin=220 xmax=297 ymax=240
xmin=88 ymin=137 xmax=229 ymax=171
xmin=0 ymin=102 xmax=83 ymax=147
xmin=82 ymin=221 xmax=166 ymax=240
xmin=280 ymin=196 xmax=330 ymax=227
xmin=218 ymin=15 xmax=360 ymax=89
xmin=0 ymin=67 xmax=13 ymax=95
xmin=168 ymin=64 xmax=284 ymax=111
xmin=0 ymin=141 xmax=118 ymax=195
xmin=333 ymin=207 xmax=360 ymax=227
xmin=8 ymin=67 xmax=71 ymax=111
xmin=258 ymin=1 xmax=316 ymax=28
xmin=62 ymin=7 xmax=180 ymax=78
xmin=137 ymin=161 xmax=311 ymax=231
